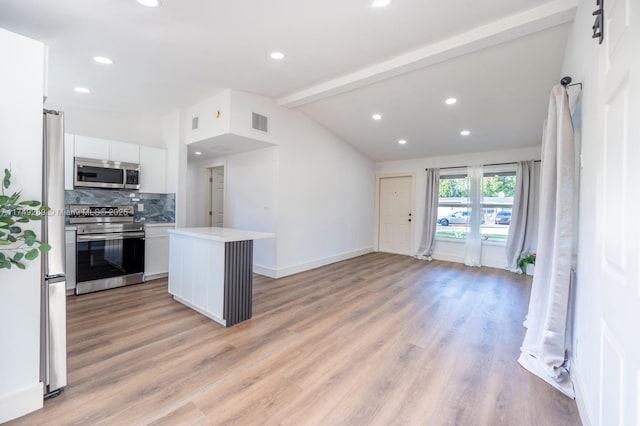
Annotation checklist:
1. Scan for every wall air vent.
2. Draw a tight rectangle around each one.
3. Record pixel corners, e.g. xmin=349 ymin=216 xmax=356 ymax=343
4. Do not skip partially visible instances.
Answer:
xmin=192 ymin=116 xmax=199 ymax=130
xmin=252 ymin=112 xmax=268 ymax=133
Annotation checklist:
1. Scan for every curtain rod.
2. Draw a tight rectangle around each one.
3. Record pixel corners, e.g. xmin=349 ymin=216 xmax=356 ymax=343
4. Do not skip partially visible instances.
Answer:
xmin=426 ymin=160 xmax=541 ymax=172
xmin=560 ymin=75 xmax=583 ymax=90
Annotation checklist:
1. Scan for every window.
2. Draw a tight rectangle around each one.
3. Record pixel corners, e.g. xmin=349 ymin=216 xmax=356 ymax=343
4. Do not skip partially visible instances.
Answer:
xmin=436 ymin=167 xmax=516 ymax=244
xmin=436 ymin=173 xmax=469 ymax=240
xmin=481 ymin=170 xmax=516 ymax=243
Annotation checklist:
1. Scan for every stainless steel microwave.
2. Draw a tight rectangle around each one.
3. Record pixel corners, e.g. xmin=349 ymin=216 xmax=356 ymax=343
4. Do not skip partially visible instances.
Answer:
xmin=74 ymin=157 xmax=140 ymax=190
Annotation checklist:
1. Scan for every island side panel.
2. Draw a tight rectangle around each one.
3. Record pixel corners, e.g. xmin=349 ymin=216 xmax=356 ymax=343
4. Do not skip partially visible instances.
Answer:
xmin=168 ymin=232 xmax=226 ymax=325
xmin=224 ymin=240 xmax=254 ymax=326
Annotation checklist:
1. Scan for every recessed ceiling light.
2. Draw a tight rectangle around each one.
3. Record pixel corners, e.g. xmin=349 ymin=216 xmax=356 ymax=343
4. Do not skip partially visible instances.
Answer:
xmin=93 ymin=56 xmax=113 ymax=65
xmin=371 ymin=0 xmax=392 ymax=8
xmin=195 ymin=151 xmax=202 ymax=155
xmin=398 ymin=139 xmax=407 ymax=145
xmin=74 ymin=87 xmax=90 ymax=94
xmin=136 ymin=0 xmax=161 ymax=7
xmin=445 ymin=98 xmax=457 ymax=105
xmin=460 ymin=130 xmax=471 ymax=136
xmin=270 ymin=52 xmax=286 ymax=60
xmin=372 ymin=113 xmax=382 ymax=120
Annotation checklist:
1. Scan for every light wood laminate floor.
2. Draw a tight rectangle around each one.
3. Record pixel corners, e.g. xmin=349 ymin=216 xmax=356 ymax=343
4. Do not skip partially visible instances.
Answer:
xmin=11 ymin=253 xmax=581 ymax=425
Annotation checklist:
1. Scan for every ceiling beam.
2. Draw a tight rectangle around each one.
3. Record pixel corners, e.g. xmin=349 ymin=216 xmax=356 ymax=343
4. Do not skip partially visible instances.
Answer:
xmin=278 ymin=0 xmax=577 ymax=108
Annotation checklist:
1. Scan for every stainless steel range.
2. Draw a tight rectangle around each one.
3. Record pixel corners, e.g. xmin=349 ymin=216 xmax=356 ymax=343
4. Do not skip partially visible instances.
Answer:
xmin=69 ymin=205 xmax=145 ymax=295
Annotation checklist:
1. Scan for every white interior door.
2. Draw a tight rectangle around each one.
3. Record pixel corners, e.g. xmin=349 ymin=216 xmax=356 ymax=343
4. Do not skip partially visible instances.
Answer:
xmin=378 ymin=176 xmax=413 ymax=255
xmin=593 ymin=2 xmax=640 ymax=424
xmin=209 ymin=166 xmax=224 ymax=227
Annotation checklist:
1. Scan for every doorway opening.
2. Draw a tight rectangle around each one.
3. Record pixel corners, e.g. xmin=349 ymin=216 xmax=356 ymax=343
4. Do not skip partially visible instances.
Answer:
xmin=207 ymin=165 xmax=225 ymax=227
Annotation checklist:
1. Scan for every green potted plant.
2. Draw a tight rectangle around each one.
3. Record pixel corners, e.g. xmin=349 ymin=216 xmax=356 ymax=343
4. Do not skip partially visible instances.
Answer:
xmin=0 ymin=168 xmax=51 ymax=269
xmin=518 ymin=252 xmax=536 ymax=275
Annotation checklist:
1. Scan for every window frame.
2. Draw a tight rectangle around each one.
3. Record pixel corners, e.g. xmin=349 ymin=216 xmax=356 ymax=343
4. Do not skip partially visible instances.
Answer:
xmin=435 ymin=165 xmax=517 ymax=245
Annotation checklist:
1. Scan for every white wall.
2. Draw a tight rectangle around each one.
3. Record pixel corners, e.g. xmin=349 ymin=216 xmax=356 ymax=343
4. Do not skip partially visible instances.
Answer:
xmin=228 ymin=90 xmax=375 ymax=276
xmin=185 ymin=161 xmax=210 ymax=228
xmin=184 ymin=89 xmax=231 ymax=145
xmin=162 ymin=109 xmax=181 ymax=194
xmin=162 ymin=108 xmax=188 ymax=225
xmin=376 ymin=146 xmax=541 ymax=268
xmin=0 ymin=27 xmax=44 ymax=422
xmin=275 ymin=108 xmax=375 ymax=275
xmin=186 ymin=148 xmax=280 ymax=270
xmin=44 ymin=103 xmax=164 ymax=148
xmin=183 ymin=90 xmax=376 ymax=277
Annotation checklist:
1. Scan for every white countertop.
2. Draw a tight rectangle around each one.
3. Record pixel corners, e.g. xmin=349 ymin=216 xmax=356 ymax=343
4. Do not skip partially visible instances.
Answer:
xmin=169 ymin=227 xmax=275 ymax=242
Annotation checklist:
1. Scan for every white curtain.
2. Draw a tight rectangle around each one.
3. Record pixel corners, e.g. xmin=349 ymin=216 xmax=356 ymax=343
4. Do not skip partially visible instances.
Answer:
xmin=505 ymin=161 xmax=539 ymax=272
xmin=416 ymin=168 xmax=440 ymax=261
xmin=464 ymin=166 xmax=482 ymax=267
xmin=518 ymin=84 xmax=575 ymax=398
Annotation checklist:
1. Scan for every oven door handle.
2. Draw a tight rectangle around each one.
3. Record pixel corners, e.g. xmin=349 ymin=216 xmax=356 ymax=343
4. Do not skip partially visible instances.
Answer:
xmin=77 ymin=232 xmax=146 ymax=242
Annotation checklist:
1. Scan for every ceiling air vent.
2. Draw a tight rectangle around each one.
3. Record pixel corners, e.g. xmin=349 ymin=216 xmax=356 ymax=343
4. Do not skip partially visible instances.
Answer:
xmin=252 ymin=112 xmax=268 ymax=133
xmin=191 ymin=116 xmax=199 ymax=130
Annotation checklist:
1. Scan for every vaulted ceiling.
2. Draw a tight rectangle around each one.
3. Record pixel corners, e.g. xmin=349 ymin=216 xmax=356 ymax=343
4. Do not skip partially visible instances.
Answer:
xmin=0 ymin=0 xmax=576 ymax=161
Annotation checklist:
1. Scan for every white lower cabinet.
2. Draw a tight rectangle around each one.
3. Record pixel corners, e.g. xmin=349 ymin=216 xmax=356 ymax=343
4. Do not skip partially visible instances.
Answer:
xmin=144 ymin=224 xmax=174 ymax=281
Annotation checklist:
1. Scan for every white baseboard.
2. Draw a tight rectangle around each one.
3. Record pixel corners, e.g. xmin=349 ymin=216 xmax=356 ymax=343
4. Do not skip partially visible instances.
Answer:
xmin=432 ymin=253 xmax=463 ymax=264
xmin=254 ymin=247 xmax=374 ymax=279
xmin=572 ymin=358 xmax=594 ymax=426
xmin=431 ymin=253 xmax=508 ymax=270
xmin=0 ymin=381 xmax=43 ymax=423
xmin=253 ymin=264 xmax=277 ymax=278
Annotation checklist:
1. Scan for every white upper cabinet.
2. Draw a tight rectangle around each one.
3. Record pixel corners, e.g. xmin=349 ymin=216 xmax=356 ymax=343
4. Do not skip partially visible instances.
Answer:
xmin=139 ymin=145 xmax=167 ymax=193
xmin=110 ymin=140 xmax=140 ymax=163
xmin=66 ymin=133 xmax=167 ymax=193
xmin=74 ymin=135 xmax=110 ymax=160
xmin=74 ymin=135 xmax=140 ymax=163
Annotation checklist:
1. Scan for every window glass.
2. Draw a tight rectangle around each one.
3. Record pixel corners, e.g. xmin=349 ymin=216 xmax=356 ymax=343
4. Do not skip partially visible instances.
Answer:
xmin=435 ymin=170 xmax=516 ymax=244
xmin=436 ymin=174 xmax=469 ymax=240
xmin=481 ymin=172 xmax=516 ymax=243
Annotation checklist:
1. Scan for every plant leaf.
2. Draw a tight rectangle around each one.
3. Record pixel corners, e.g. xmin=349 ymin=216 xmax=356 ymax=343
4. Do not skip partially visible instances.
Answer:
xmin=25 ymin=248 xmax=40 ymax=261
xmin=7 ymin=235 xmax=17 ymax=243
xmin=9 ymin=258 xmax=25 ymax=269
xmin=3 ymin=169 xmax=10 ymax=189
xmin=0 ymin=239 xmax=11 ymax=245
xmin=0 ymin=259 xmax=12 ymax=269
xmin=13 ymin=252 xmax=24 ymax=261
xmin=0 ymin=252 xmax=4 ymax=260
xmin=39 ymin=243 xmax=52 ymax=253
xmin=19 ymin=200 xmax=41 ymax=207
xmin=9 ymin=226 xmax=22 ymax=234
xmin=23 ymin=229 xmax=36 ymax=246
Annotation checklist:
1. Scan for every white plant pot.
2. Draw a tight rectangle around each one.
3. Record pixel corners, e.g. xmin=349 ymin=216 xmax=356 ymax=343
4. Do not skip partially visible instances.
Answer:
xmin=526 ymin=263 xmax=535 ymax=276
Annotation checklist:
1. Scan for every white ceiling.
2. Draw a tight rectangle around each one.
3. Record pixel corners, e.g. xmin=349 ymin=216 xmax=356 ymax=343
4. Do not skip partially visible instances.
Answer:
xmin=299 ymin=24 xmax=571 ymax=161
xmin=0 ymin=0 xmax=576 ymax=161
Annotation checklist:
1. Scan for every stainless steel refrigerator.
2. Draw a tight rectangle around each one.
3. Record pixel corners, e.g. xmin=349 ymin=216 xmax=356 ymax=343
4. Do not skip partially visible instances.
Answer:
xmin=40 ymin=109 xmax=67 ymax=398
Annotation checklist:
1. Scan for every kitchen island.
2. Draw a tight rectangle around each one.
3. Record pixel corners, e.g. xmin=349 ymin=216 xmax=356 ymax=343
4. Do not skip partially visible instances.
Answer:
xmin=167 ymin=227 xmax=275 ymax=326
